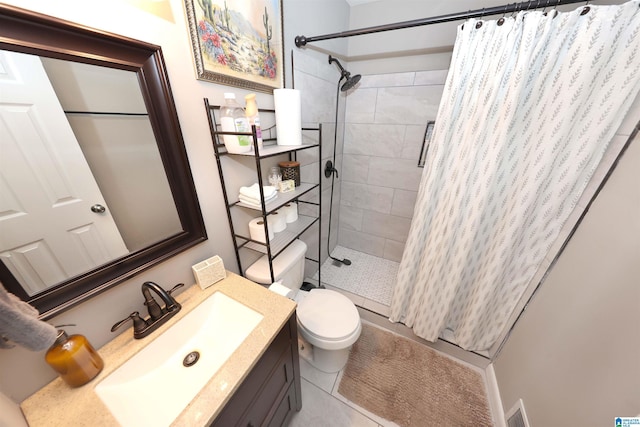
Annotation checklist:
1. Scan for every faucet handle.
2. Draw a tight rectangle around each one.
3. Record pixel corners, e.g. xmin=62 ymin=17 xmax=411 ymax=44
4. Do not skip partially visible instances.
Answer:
xmin=111 ymin=311 xmax=148 ymax=334
xmin=164 ymin=283 xmax=184 ymax=312
xmin=167 ymin=283 xmax=184 ymax=296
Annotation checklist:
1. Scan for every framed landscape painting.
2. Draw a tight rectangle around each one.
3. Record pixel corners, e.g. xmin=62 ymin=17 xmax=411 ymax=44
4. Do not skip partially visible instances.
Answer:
xmin=185 ymin=0 xmax=284 ymax=92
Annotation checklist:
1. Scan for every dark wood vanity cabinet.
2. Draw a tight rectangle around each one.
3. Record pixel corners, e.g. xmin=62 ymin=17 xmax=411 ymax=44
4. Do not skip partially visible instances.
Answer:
xmin=210 ymin=313 xmax=302 ymax=427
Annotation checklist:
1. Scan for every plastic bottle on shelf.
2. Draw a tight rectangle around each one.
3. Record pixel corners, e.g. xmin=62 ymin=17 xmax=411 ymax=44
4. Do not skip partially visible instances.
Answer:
xmin=220 ymin=92 xmax=252 ymax=153
xmin=244 ymin=93 xmax=263 ymax=149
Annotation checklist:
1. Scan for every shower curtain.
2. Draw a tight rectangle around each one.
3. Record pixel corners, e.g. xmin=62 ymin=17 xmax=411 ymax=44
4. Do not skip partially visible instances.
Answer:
xmin=390 ymin=1 xmax=640 ymax=351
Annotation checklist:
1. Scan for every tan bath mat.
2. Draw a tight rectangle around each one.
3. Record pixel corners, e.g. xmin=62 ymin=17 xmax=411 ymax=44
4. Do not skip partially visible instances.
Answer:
xmin=338 ymin=323 xmax=493 ymax=426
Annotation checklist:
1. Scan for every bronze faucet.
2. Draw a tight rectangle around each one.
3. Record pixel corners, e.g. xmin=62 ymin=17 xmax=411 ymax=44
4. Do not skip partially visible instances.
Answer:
xmin=111 ymin=282 xmax=184 ymax=339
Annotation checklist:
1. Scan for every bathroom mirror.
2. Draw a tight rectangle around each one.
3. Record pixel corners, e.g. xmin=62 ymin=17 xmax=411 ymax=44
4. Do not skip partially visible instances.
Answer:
xmin=0 ymin=5 xmax=207 ymax=318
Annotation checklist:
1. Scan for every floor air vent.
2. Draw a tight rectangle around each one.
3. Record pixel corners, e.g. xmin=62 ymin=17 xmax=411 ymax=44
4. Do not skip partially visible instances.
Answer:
xmin=506 ymin=399 xmax=530 ymax=427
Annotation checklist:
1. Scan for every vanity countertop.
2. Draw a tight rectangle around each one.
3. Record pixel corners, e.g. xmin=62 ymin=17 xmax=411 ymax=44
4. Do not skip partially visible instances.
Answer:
xmin=20 ymin=272 xmax=296 ymax=426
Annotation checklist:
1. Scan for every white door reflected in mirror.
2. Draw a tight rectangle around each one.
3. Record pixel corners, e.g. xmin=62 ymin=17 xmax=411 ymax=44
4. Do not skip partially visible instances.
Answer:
xmin=0 ymin=50 xmax=129 ymax=295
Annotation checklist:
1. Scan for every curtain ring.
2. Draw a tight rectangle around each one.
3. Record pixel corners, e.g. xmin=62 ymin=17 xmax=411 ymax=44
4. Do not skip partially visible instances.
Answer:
xmin=461 ymin=9 xmax=470 ymax=31
xmin=461 ymin=10 xmax=471 ymax=31
xmin=549 ymin=0 xmax=560 ymax=18
xmin=498 ymin=4 xmax=507 ymax=25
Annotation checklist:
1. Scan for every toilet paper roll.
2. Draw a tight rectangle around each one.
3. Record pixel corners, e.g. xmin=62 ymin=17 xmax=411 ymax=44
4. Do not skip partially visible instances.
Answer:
xmin=274 ymin=89 xmax=302 ymax=146
xmin=249 ymin=217 xmax=274 ymax=243
xmin=268 ymin=212 xmax=286 ymax=233
xmin=268 ymin=281 xmax=295 ymax=299
xmin=281 ymin=203 xmax=298 ymax=223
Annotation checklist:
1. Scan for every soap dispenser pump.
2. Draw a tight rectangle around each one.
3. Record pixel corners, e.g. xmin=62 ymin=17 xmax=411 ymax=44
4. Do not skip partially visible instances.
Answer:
xmin=45 ymin=325 xmax=104 ymax=387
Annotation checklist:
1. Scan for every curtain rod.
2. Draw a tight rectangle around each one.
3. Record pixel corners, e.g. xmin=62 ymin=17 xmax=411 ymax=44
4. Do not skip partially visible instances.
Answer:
xmin=294 ymin=0 xmax=588 ymax=47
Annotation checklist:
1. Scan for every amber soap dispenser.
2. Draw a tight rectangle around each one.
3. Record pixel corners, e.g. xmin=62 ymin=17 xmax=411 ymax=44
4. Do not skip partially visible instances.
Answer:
xmin=45 ymin=326 xmax=104 ymax=387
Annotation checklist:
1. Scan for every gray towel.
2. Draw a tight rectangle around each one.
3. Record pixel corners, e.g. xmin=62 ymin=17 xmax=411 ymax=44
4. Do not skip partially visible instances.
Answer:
xmin=0 ymin=283 xmax=57 ymax=351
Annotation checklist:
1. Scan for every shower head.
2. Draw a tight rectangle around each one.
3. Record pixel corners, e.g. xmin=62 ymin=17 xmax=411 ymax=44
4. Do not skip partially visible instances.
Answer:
xmin=328 ymin=55 xmax=361 ymax=91
xmin=341 ymin=74 xmax=361 ymax=91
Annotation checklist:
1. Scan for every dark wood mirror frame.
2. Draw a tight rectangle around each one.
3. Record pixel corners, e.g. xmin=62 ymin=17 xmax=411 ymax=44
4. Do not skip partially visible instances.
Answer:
xmin=0 ymin=4 xmax=207 ymax=318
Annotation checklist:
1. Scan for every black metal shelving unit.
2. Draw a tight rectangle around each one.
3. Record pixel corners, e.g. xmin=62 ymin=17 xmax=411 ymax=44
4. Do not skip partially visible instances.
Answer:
xmin=204 ymin=98 xmax=322 ymax=285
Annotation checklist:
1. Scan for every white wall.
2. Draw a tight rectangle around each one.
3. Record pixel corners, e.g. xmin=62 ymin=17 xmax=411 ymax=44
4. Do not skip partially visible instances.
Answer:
xmin=283 ymin=0 xmax=350 ymax=85
xmin=347 ymin=0 xmax=531 ymax=74
xmin=0 ymin=0 xmax=348 ymax=402
xmin=493 ymin=126 xmax=640 ymax=425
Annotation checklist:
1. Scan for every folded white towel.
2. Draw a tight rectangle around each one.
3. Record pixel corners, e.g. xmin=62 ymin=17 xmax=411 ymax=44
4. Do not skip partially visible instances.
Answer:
xmin=238 ymin=194 xmax=278 ymax=205
xmin=239 ymin=193 xmax=277 ymax=207
xmin=238 ymin=188 xmax=278 ymax=203
xmin=239 ymin=199 xmax=261 ymax=208
xmin=238 ymin=195 xmax=260 ymax=207
xmin=240 ymin=183 xmax=277 ymax=201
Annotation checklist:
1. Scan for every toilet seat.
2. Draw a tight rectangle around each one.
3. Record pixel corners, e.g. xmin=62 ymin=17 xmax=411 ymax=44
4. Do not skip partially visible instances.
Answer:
xmin=297 ymin=289 xmax=361 ymax=350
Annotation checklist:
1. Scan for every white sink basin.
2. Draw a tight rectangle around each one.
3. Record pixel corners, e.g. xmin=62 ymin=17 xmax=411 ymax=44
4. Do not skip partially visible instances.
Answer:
xmin=95 ymin=291 xmax=263 ymax=427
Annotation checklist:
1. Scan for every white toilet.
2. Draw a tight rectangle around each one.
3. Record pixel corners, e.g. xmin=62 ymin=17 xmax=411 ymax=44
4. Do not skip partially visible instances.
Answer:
xmin=245 ymin=240 xmax=361 ymax=373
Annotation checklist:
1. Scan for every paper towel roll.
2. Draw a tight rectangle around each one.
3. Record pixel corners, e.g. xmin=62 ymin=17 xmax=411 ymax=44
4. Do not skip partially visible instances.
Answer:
xmin=268 ymin=281 xmax=295 ymax=299
xmin=267 ymin=212 xmax=286 ymax=233
xmin=274 ymin=89 xmax=302 ymax=146
xmin=281 ymin=203 xmax=298 ymax=223
xmin=249 ymin=217 xmax=273 ymax=243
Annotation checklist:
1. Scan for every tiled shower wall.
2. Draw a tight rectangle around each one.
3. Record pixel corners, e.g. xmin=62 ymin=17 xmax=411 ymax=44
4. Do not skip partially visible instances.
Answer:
xmin=293 ymin=51 xmax=348 ymax=278
xmin=338 ymin=70 xmax=448 ymax=262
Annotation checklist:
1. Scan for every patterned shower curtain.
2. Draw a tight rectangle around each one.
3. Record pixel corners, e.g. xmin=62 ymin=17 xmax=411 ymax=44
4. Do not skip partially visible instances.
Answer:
xmin=390 ymin=1 xmax=640 ymax=351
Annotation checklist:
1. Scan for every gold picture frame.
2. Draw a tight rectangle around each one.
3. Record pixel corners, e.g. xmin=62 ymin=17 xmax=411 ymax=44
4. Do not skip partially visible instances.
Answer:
xmin=184 ymin=0 xmax=284 ymax=92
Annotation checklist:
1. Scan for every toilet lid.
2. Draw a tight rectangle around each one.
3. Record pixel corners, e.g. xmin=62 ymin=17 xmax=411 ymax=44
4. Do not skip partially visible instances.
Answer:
xmin=297 ymin=289 xmax=360 ymax=341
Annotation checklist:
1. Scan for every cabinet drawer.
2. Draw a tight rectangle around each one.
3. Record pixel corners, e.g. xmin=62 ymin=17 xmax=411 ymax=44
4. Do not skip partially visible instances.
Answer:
xmin=241 ymin=347 xmax=293 ymax=427
xmin=210 ymin=322 xmax=291 ymax=427
xmin=267 ymin=382 xmax=297 ymax=427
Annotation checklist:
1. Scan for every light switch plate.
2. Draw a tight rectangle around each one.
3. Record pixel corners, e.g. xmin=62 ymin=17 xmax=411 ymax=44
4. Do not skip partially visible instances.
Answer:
xmin=192 ymin=255 xmax=226 ymax=290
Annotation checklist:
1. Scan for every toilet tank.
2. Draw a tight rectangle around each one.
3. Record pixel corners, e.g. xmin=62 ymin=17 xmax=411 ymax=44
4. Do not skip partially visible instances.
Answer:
xmin=245 ymin=240 xmax=307 ymax=290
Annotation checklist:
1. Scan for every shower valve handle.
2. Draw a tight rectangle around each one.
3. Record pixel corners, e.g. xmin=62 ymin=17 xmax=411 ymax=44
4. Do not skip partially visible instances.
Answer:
xmin=325 ymin=160 xmax=338 ymax=179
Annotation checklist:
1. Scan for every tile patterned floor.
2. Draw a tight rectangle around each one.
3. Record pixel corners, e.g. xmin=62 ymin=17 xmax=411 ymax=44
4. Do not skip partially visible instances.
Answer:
xmin=289 ymin=321 xmax=400 ymax=427
xmin=313 ymin=246 xmax=398 ymax=307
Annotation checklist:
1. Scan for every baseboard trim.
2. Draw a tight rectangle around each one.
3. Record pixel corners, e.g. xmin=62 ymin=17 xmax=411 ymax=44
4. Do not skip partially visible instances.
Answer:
xmin=485 ymin=364 xmax=506 ymax=427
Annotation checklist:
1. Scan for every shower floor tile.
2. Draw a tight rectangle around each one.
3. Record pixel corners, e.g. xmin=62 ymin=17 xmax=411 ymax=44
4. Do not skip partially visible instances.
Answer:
xmin=314 ymin=246 xmax=398 ymax=306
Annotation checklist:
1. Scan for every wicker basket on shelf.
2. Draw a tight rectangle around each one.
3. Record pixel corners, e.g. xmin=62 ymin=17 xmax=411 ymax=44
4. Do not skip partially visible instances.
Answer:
xmin=278 ymin=161 xmax=300 ymax=186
